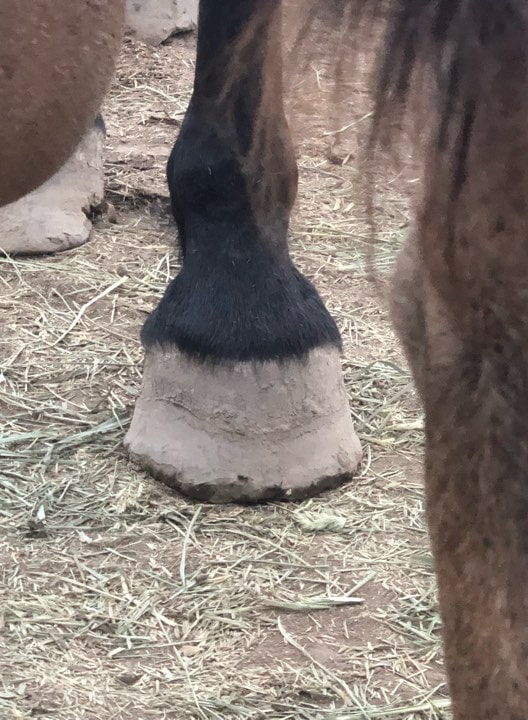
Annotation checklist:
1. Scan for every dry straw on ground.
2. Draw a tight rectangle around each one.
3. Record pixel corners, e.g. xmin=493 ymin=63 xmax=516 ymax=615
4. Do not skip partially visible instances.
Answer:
xmin=1 ymin=32 xmax=447 ymax=720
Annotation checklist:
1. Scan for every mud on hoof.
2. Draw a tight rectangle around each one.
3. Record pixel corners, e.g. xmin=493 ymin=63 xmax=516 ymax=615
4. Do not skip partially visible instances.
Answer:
xmin=125 ymin=346 xmax=362 ymax=503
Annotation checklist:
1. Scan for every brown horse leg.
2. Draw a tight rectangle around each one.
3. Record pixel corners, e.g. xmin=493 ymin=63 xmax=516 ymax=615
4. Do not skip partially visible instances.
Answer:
xmin=352 ymin=1 xmax=528 ymax=714
xmin=125 ymin=0 xmax=361 ymax=502
xmin=392 ymin=225 xmax=528 ymax=718
xmin=392 ymin=205 xmax=528 ymax=719
xmin=422 ymin=305 xmax=528 ymax=718
xmin=0 ymin=0 xmax=125 ymax=206
xmin=419 ymin=29 xmax=528 ymax=720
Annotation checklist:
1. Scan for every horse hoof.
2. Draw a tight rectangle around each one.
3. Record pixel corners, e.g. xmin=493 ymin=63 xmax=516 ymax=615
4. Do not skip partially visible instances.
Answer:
xmin=0 ymin=122 xmax=104 ymax=256
xmin=125 ymin=346 xmax=362 ymax=503
xmin=126 ymin=0 xmax=197 ymax=45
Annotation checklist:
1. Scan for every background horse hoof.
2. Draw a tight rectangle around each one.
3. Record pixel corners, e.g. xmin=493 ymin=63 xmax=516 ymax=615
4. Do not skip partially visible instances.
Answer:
xmin=125 ymin=346 xmax=362 ymax=503
xmin=126 ymin=0 xmax=197 ymax=45
xmin=0 ymin=122 xmax=105 ymax=256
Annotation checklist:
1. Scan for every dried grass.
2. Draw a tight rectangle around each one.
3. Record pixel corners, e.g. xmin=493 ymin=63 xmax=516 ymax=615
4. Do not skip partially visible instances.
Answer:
xmin=0 ymin=34 xmax=448 ymax=720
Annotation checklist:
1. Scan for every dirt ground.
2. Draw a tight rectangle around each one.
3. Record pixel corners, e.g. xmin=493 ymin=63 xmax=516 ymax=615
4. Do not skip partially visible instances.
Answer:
xmin=0 ymin=30 xmax=449 ymax=720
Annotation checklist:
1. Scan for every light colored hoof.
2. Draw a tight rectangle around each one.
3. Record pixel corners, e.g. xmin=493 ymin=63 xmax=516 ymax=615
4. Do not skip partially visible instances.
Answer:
xmin=126 ymin=0 xmax=197 ymax=45
xmin=125 ymin=346 xmax=362 ymax=503
xmin=0 ymin=124 xmax=104 ymax=256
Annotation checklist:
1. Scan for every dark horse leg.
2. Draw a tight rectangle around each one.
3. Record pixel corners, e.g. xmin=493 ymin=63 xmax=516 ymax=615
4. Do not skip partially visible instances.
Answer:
xmin=125 ymin=0 xmax=361 ymax=502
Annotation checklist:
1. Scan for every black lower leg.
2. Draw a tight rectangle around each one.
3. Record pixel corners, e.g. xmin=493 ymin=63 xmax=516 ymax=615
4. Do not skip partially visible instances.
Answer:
xmin=141 ymin=0 xmax=340 ymax=362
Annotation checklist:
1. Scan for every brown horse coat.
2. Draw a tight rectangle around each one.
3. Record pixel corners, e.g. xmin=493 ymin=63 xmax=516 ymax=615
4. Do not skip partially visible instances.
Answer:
xmin=0 ymin=0 xmax=125 ymax=206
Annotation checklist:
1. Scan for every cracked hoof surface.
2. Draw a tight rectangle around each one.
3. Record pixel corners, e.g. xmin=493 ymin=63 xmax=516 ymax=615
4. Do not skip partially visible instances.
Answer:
xmin=125 ymin=346 xmax=362 ymax=503
xmin=0 ymin=124 xmax=104 ymax=256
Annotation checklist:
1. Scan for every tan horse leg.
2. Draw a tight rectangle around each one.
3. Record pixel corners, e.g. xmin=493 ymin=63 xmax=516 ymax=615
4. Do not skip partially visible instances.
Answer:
xmin=0 ymin=0 xmax=125 ymax=207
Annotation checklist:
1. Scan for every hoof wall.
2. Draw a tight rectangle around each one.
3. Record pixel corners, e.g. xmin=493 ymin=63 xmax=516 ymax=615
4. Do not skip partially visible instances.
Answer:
xmin=125 ymin=347 xmax=362 ymax=503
